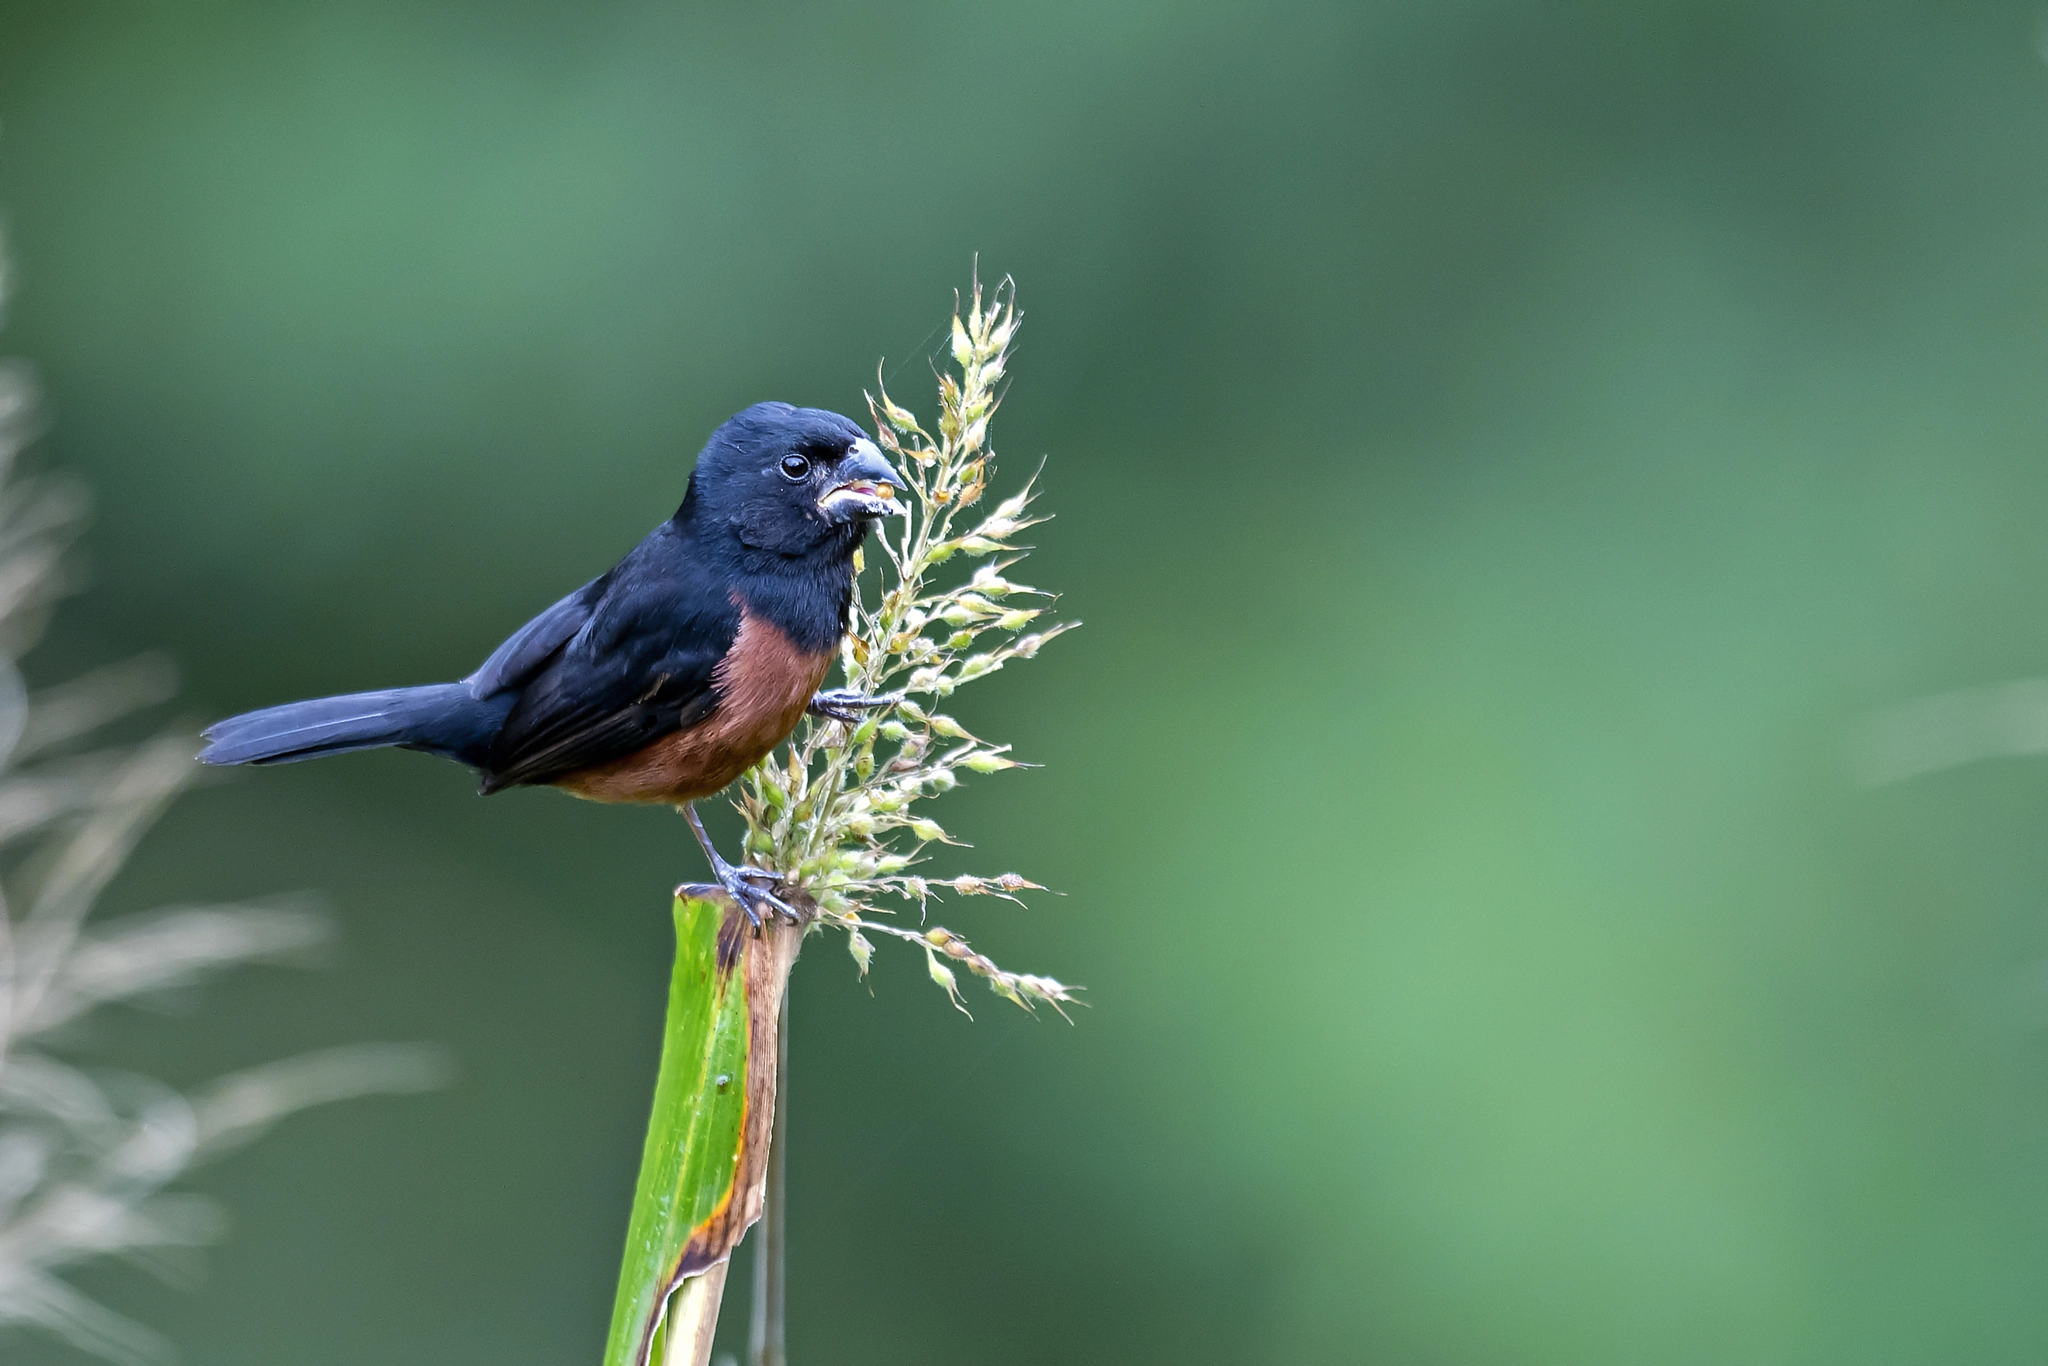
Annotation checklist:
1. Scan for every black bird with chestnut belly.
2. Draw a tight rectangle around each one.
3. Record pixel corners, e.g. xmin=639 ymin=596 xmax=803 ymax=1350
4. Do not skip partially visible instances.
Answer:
xmin=199 ymin=402 xmax=903 ymax=925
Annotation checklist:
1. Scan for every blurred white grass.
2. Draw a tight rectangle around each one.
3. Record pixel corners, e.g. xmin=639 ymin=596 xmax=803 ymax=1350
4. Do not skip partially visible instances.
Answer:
xmin=1851 ymin=678 xmax=2048 ymax=784
xmin=0 ymin=232 xmax=448 ymax=1363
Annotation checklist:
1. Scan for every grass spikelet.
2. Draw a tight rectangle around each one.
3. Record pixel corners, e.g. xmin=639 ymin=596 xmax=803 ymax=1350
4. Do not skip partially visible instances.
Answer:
xmin=732 ymin=275 xmax=1078 ymax=1016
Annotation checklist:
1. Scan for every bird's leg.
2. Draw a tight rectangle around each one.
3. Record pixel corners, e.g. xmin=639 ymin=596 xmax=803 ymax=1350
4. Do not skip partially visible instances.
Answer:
xmin=807 ymin=688 xmax=903 ymax=724
xmin=681 ymin=803 xmax=799 ymax=929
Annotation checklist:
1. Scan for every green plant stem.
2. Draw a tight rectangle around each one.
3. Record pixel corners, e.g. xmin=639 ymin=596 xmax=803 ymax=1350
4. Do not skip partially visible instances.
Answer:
xmin=605 ymin=892 xmax=799 ymax=1366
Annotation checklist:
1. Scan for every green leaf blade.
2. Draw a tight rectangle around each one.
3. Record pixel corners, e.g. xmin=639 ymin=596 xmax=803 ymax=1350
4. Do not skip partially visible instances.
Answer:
xmin=603 ymin=893 xmax=793 ymax=1366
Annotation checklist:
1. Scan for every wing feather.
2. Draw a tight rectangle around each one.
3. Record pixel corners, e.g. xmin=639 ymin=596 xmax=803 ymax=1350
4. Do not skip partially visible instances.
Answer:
xmin=464 ymin=577 xmax=603 ymax=700
xmin=479 ymin=550 xmax=741 ymax=791
xmin=471 ymin=519 xmax=746 ymax=792
xmin=480 ymin=655 xmax=724 ymax=791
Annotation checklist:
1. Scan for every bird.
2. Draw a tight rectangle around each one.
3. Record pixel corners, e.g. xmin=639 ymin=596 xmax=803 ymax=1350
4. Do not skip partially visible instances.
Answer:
xmin=199 ymin=401 xmax=904 ymax=925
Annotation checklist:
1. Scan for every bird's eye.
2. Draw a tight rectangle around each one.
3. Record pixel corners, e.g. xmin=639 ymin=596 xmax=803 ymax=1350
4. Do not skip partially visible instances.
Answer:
xmin=779 ymin=454 xmax=812 ymax=481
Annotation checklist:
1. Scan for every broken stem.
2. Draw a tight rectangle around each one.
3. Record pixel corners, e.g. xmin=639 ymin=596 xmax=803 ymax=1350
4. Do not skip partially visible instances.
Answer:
xmin=749 ymin=986 xmax=789 ymax=1366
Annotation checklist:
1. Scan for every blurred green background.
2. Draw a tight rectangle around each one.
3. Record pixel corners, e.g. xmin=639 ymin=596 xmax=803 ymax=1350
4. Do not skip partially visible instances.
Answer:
xmin=7 ymin=0 xmax=2048 ymax=1361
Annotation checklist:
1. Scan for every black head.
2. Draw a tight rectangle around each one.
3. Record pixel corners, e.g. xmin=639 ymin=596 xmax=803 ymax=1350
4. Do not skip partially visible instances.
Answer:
xmin=681 ymin=402 xmax=903 ymax=559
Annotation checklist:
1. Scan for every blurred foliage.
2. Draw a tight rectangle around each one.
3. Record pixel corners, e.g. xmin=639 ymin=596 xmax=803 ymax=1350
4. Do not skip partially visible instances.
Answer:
xmin=0 ymin=255 xmax=443 ymax=1364
xmin=6 ymin=0 xmax=2048 ymax=1362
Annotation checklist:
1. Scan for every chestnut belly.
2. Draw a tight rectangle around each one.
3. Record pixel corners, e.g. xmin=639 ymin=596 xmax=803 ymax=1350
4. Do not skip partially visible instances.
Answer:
xmin=552 ymin=609 xmax=835 ymax=806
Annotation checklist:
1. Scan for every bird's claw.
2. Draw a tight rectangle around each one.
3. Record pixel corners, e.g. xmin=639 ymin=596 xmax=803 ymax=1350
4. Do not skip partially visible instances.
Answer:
xmin=808 ymin=688 xmax=902 ymax=724
xmin=706 ymin=859 xmax=801 ymax=929
xmin=680 ymin=801 xmax=803 ymax=930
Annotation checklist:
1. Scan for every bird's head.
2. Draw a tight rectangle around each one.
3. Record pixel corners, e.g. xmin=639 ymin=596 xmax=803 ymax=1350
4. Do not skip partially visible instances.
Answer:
xmin=684 ymin=402 xmax=905 ymax=558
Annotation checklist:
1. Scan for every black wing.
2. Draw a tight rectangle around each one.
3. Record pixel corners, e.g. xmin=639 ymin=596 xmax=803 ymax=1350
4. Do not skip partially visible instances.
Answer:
xmin=478 ymin=540 xmax=741 ymax=791
xmin=479 ymin=648 xmax=727 ymax=790
xmin=464 ymin=576 xmax=604 ymax=700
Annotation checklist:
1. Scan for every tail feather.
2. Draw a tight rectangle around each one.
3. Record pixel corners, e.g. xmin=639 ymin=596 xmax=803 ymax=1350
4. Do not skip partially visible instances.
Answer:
xmin=200 ymin=684 xmax=502 ymax=768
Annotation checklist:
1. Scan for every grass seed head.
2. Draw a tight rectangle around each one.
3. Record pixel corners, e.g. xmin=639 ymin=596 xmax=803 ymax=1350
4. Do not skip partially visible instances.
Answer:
xmin=729 ymin=275 xmax=1075 ymax=1016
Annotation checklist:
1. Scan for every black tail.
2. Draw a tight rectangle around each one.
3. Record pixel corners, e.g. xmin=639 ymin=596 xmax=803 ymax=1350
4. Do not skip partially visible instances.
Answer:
xmin=199 ymin=684 xmax=506 ymax=768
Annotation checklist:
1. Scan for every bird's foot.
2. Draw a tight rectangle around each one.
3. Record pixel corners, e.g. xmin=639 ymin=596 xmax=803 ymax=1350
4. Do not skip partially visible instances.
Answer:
xmin=679 ymin=801 xmax=802 ymax=930
xmin=808 ymin=688 xmax=903 ymax=724
xmin=680 ymin=855 xmax=800 ymax=930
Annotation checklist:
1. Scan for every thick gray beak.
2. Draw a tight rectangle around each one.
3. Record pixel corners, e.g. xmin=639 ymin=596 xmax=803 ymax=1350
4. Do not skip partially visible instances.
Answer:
xmin=818 ymin=438 xmax=905 ymax=523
